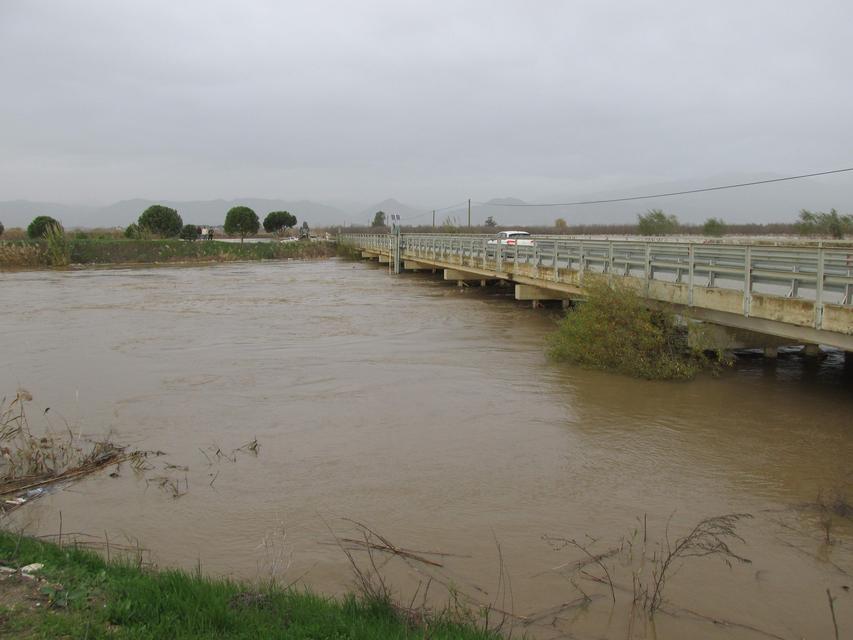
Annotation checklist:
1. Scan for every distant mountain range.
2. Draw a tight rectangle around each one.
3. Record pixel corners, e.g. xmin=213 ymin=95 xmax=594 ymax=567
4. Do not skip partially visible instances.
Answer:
xmin=1 ymin=173 xmax=851 ymax=229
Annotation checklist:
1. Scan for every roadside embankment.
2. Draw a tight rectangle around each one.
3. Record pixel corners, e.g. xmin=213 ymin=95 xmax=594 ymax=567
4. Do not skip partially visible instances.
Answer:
xmin=0 ymin=238 xmax=337 ymax=269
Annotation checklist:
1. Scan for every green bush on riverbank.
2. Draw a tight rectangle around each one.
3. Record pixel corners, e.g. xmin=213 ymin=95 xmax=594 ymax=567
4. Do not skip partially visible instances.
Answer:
xmin=548 ymin=278 xmax=717 ymax=380
xmin=0 ymin=239 xmax=336 ymax=268
xmin=0 ymin=531 xmax=496 ymax=639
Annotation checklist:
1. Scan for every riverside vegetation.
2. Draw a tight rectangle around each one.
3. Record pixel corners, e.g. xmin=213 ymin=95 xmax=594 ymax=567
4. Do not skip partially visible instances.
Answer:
xmin=0 ymin=532 xmax=498 ymax=640
xmin=0 ymin=390 xmax=497 ymax=638
xmin=548 ymin=278 xmax=722 ymax=380
xmin=0 ymin=237 xmax=335 ymax=268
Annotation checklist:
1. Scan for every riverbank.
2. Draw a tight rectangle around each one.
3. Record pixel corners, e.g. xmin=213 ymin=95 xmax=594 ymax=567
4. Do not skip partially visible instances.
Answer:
xmin=0 ymin=531 xmax=496 ymax=639
xmin=0 ymin=238 xmax=337 ymax=268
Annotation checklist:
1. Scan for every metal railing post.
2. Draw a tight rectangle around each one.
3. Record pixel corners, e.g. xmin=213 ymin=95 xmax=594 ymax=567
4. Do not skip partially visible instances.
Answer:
xmin=553 ymin=240 xmax=559 ymax=282
xmin=743 ymin=246 xmax=752 ymax=316
xmin=815 ymin=246 xmax=824 ymax=328
xmin=688 ymin=244 xmax=695 ymax=306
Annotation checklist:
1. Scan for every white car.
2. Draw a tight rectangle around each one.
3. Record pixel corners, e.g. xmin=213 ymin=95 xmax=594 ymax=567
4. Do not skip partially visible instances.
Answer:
xmin=487 ymin=230 xmax=535 ymax=246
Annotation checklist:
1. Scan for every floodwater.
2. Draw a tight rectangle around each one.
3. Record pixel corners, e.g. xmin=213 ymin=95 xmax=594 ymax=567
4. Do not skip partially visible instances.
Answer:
xmin=2 ymin=259 xmax=851 ymax=639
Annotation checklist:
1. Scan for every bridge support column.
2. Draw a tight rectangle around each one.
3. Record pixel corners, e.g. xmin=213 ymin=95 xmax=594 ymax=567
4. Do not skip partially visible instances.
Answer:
xmin=403 ymin=260 xmax=432 ymax=271
xmin=444 ymin=269 xmax=482 ymax=282
xmin=514 ymin=284 xmax=574 ymax=307
xmin=688 ymin=322 xmax=794 ymax=354
xmin=803 ymin=343 xmax=822 ymax=358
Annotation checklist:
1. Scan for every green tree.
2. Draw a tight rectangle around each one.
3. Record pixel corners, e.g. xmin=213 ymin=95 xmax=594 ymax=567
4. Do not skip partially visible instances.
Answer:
xmin=0 ymin=221 xmax=4 ymax=237
xmin=224 ymin=206 xmax=260 ymax=244
xmin=555 ymin=217 xmax=568 ymax=230
xmin=180 ymin=224 xmax=201 ymax=241
xmin=702 ymin=217 xmax=726 ymax=237
xmin=27 ymin=215 xmax=62 ymax=239
xmin=299 ymin=220 xmax=310 ymax=239
xmin=370 ymin=211 xmax=386 ymax=227
xmin=637 ymin=209 xmax=679 ymax=235
xmin=263 ymin=211 xmax=297 ymax=235
xmin=796 ymin=208 xmax=852 ymax=239
xmin=484 ymin=215 xmax=498 ymax=227
xmin=124 ymin=223 xmax=139 ymax=239
xmin=138 ymin=205 xmax=183 ymax=237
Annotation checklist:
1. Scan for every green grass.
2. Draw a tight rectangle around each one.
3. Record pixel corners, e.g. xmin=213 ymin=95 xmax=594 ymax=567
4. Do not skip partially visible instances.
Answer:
xmin=0 ymin=239 xmax=337 ymax=268
xmin=0 ymin=531 xmax=498 ymax=639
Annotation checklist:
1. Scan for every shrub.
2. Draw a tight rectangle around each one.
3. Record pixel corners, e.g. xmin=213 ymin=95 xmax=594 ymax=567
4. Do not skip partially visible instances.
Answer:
xmin=703 ymin=217 xmax=726 ymax=237
xmin=138 ymin=205 xmax=183 ymax=237
xmin=0 ymin=221 xmax=4 ymax=237
xmin=27 ymin=215 xmax=62 ymax=239
xmin=263 ymin=211 xmax=297 ymax=235
xmin=124 ymin=223 xmax=140 ymax=239
xmin=180 ymin=224 xmax=201 ymax=241
xmin=548 ymin=278 xmax=709 ymax=380
xmin=224 ymin=206 xmax=259 ymax=244
xmin=637 ymin=209 xmax=679 ymax=236
xmin=796 ymin=208 xmax=852 ymax=239
xmin=45 ymin=223 xmax=70 ymax=266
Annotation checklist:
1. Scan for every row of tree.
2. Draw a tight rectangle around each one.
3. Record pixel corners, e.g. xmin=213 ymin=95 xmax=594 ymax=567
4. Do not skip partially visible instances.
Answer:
xmin=5 ymin=206 xmax=850 ymax=241
xmin=633 ymin=208 xmax=852 ymax=238
xmin=125 ymin=205 xmax=301 ymax=243
xmin=368 ymin=208 xmax=851 ymax=239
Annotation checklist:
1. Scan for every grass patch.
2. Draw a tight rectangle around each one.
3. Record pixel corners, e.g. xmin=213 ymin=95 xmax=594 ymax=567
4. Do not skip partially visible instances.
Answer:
xmin=0 ymin=531 xmax=498 ymax=639
xmin=548 ymin=278 xmax=717 ymax=380
xmin=0 ymin=239 xmax=336 ymax=268
xmin=335 ymin=241 xmax=364 ymax=260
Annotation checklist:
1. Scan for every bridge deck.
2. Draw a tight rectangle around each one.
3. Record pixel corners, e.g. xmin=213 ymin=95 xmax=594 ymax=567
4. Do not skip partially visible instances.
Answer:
xmin=341 ymin=233 xmax=853 ymax=351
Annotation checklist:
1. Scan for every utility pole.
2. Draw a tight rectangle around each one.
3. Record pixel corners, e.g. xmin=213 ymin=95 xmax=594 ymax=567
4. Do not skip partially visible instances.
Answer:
xmin=432 ymin=210 xmax=435 ymax=228
xmin=467 ymin=198 xmax=471 ymax=228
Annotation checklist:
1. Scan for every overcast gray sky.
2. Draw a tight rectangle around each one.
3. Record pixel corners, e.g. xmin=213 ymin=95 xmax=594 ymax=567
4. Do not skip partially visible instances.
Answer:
xmin=1 ymin=0 xmax=852 ymax=212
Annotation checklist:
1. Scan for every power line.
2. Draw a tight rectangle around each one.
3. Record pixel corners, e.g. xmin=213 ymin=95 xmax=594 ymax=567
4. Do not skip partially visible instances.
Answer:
xmin=474 ymin=166 xmax=853 ymax=208
xmin=400 ymin=200 xmax=469 ymax=221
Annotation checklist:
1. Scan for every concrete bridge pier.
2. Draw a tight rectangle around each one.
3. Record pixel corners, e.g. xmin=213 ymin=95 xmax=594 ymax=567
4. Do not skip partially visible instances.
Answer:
xmin=802 ymin=344 xmax=823 ymax=358
xmin=514 ymin=284 xmax=575 ymax=309
xmin=688 ymin=323 xmax=796 ymax=358
xmin=444 ymin=269 xmax=484 ymax=288
xmin=403 ymin=260 xmax=435 ymax=272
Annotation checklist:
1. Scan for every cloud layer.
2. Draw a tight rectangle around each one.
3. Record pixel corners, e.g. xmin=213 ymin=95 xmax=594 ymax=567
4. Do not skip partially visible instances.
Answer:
xmin=2 ymin=0 xmax=852 ymax=213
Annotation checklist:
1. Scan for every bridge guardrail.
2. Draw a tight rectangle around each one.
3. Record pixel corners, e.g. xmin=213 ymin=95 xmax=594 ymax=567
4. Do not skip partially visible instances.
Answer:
xmin=340 ymin=233 xmax=853 ymax=331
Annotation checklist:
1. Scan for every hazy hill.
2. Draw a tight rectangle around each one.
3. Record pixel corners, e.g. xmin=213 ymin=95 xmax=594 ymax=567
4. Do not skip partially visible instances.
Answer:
xmin=2 ymin=172 xmax=851 ymax=230
xmin=466 ymin=175 xmax=853 ymax=227
xmin=354 ymin=198 xmax=424 ymax=225
xmin=0 ymin=200 xmax=96 ymax=229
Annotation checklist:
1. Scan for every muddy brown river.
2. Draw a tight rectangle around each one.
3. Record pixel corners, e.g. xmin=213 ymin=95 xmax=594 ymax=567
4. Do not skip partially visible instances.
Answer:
xmin=2 ymin=259 xmax=851 ymax=638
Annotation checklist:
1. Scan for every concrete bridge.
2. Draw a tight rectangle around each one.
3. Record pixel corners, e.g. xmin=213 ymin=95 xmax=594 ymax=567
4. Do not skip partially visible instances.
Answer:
xmin=340 ymin=233 xmax=853 ymax=354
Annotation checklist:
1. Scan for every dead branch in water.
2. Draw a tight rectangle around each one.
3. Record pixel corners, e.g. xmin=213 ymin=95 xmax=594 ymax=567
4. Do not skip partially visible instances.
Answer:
xmin=649 ymin=513 xmax=753 ymax=613
xmin=323 ymin=517 xmax=533 ymax=635
xmin=827 ymin=589 xmax=840 ymax=640
xmin=0 ymin=389 xmax=167 ymax=513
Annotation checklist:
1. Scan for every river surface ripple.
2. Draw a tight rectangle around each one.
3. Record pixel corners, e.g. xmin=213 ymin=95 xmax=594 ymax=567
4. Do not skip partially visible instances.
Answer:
xmin=2 ymin=259 xmax=851 ymax=638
